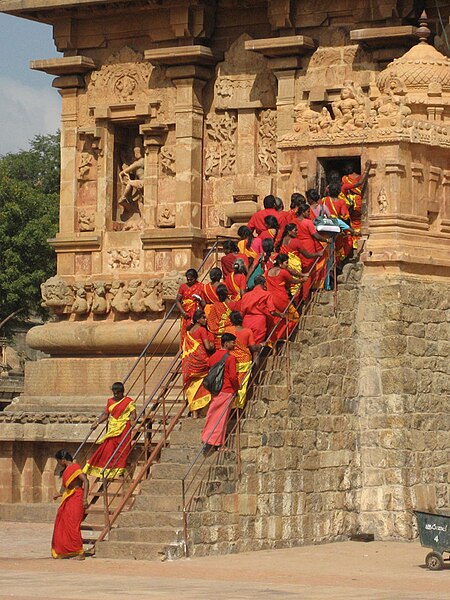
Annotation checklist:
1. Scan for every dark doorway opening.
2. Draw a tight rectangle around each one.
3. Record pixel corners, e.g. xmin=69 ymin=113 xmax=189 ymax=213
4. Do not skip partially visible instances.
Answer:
xmin=316 ymin=156 xmax=361 ymax=196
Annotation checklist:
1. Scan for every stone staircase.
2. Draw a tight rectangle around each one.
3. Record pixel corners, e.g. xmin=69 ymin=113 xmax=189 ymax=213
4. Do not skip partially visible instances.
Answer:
xmin=96 ymin=417 xmax=236 ymax=560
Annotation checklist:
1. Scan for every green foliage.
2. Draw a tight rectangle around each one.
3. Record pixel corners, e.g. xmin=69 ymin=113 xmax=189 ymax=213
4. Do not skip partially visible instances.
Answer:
xmin=0 ymin=133 xmax=60 ymax=328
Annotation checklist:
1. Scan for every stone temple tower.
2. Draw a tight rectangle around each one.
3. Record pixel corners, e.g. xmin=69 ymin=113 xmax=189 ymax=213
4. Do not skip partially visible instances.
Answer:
xmin=0 ymin=1 xmax=448 ymax=548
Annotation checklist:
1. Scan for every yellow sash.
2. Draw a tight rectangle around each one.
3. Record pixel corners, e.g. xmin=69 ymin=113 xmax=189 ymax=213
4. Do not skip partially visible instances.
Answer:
xmin=97 ymin=399 xmax=135 ymax=444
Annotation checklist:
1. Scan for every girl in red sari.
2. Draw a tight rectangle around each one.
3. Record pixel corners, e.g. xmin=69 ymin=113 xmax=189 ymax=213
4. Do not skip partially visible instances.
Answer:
xmin=205 ymin=284 xmax=239 ymax=349
xmin=83 ymin=382 xmax=136 ymax=479
xmin=203 ymin=267 xmax=222 ymax=305
xmin=257 ymin=215 xmax=280 ymax=244
xmin=182 ymin=310 xmax=214 ymax=418
xmin=321 ymin=183 xmax=352 ymax=262
xmin=241 ymin=275 xmax=280 ymax=344
xmin=52 ymin=449 xmax=89 ymax=559
xmin=176 ymin=268 xmax=205 ymax=344
xmin=295 ymin=203 xmax=329 ymax=302
xmin=224 ymin=258 xmax=247 ymax=302
xmin=237 ymin=225 xmax=262 ymax=266
xmin=266 ymin=253 xmax=301 ymax=341
xmin=224 ymin=311 xmax=258 ymax=409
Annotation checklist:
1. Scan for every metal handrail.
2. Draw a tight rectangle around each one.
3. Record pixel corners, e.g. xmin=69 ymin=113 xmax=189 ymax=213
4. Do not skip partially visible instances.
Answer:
xmin=80 ymin=236 xmax=235 ymax=545
xmin=180 ymin=248 xmax=338 ymax=555
xmin=74 ymin=236 xmax=230 ymax=464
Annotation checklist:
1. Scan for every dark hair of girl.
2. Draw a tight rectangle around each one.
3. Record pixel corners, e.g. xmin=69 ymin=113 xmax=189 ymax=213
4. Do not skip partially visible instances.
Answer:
xmin=328 ymin=182 xmax=341 ymax=198
xmin=209 ymin=267 xmax=222 ymax=283
xmin=223 ymin=240 xmax=239 ymax=253
xmin=216 ymin=284 xmax=229 ymax=302
xmin=276 ymin=223 xmax=297 ymax=253
xmin=262 ymin=238 xmax=274 ymax=264
xmin=290 ymin=192 xmax=306 ymax=209
xmin=188 ymin=309 xmax=205 ymax=331
xmin=275 ymin=253 xmax=289 ymax=267
xmin=237 ymin=226 xmax=253 ymax=251
xmin=55 ymin=449 xmax=73 ymax=462
xmin=306 ymin=188 xmax=320 ymax=204
xmin=230 ymin=310 xmax=243 ymax=326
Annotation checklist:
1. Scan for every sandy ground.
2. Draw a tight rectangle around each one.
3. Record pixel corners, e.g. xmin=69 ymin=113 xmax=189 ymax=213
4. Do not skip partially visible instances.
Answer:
xmin=0 ymin=522 xmax=448 ymax=599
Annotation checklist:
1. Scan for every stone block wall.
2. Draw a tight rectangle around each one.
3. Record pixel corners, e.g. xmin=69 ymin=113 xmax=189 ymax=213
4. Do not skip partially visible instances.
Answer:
xmin=187 ymin=272 xmax=450 ymax=556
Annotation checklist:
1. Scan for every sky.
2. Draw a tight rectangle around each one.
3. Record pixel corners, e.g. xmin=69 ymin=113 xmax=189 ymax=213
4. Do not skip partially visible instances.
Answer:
xmin=0 ymin=13 xmax=61 ymax=156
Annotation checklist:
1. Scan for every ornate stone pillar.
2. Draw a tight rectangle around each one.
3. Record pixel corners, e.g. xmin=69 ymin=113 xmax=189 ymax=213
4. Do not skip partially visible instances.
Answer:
xmin=140 ymin=123 xmax=168 ymax=228
xmin=145 ymin=46 xmax=221 ymax=267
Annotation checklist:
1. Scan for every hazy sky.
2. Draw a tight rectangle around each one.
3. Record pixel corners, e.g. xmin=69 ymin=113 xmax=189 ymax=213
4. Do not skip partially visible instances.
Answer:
xmin=0 ymin=13 xmax=61 ymax=156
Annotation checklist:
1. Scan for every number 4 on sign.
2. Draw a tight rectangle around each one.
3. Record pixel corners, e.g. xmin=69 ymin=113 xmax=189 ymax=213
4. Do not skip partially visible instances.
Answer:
xmin=434 ymin=535 xmax=439 ymax=543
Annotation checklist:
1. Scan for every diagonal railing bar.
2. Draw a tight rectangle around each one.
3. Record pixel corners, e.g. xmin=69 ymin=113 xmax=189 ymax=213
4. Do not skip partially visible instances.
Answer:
xmin=180 ymin=248 xmax=339 ymax=555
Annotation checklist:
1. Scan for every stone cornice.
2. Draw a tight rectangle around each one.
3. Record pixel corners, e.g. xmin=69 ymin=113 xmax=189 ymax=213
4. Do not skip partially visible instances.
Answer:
xmin=145 ymin=45 xmax=222 ymax=67
xmin=48 ymin=233 xmax=102 ymax=253
xmin=30 ymin=56 xmax=96 ymax=76
xmin=140 ymin=227 xmax=206 ymax=250
xmin=245 ymin=35 xmax=316 ymax=58
xmin=0 ymin=411 xmax=97 ymax=423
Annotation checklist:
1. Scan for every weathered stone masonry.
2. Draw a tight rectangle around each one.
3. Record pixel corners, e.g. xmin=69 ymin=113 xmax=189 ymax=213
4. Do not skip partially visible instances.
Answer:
xmin=187 ymin=273 xmax=449 ymax=555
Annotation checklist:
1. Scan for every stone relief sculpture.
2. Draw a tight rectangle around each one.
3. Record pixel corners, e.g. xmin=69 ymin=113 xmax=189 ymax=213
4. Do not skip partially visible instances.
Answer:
xmin=78 ymin=151 xmax=93 ymax=180
xmin=378 ymin=189 xmax=389 ymax=213
xmin=108 ymin=249 xmax=140 ymax=270
xmin=88 ymin=47 xmax=151 ymax=105
xmin=143 ymin=279 xmax=165 ymax=312
xmin=204 ymin=111 xmax=237 ymax=178
xmin=128 ymin=279 xmax=147 ymax=313
xmin=78 ymin=209 xmax=95 ymax=232
xmin=41 ymin=276 xmax=74 ymax=309
xmin=71 ymin=284 xmax=91 ymax=315
xmin=258 ymin=109 xmax=277 ymax=173
xmin=110 ymin=281 xmax=130 ymax=313
xmin=373 ymin=78 xmax=411 ymax=128
xmin=92 ymin=282 xmax=109 ymax=314
xmin=160 ymin=146 xmax=175 ymax=175
xmin=119 ymin=141 xmax=145 ymax=206
xmin=294 ymin=102 xmax=320 ymax=134
xmin=331 ymin=81 xmax=367 ymax=131
xmin=157 ymin=206 xmax=176 ymax=228
xmin=161 ymin=270 xmax=184 ymax=300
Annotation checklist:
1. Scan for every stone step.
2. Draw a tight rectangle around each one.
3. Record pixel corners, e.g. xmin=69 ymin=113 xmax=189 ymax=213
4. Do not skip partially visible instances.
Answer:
xmin=118 ymin=510 xmax=183 ymax=529
xmin=96 ymin=540 xmax=183 ymax=561
xmin=169 ymin=428 xmax=204 ymax=448
xmin=0 ymin=502 xmax=57 ymax=523
xmin=109 ymin=526 xmax=182 ymax=544
xmin=151 ymin=461 xmax=209 ymax=480
xmin=133 ymin=493 xmax=182 ymax=513
xmin=139 ymin=478 xmax=183 ymax=496
xmin=159 ymin=446 xmax=201 ymax=464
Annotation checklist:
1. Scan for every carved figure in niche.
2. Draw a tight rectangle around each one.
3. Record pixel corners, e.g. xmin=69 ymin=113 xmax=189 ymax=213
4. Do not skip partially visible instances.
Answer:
xmin=41 ymin=276 xmax=74 ymax=308
xmin=108 ymin=249 xmax=140 ymax=270
xmin=92 ymin=282 xmax=109 ymax=314
xmin=160 ymin=146 xmax=175 ymax=176
xmin=128 ymin=279 xmax=146 ymax=313
xmin=294 ymin=102 xmax=320 ymax=134
xmin=332 ymin=81 xmax=366 ymax=131
xmin=122 ymin=219 xmax=145 ymax=231
xmin=143 ymin=279 xmax=165 ymax=312
xmin=373 ymin=77 xmax=411 ymax=128
xmin=71 ymin=284 xmax=91 ymax=315
xmin=161 ymin=270 xmax=184 ymax=301
xmin=110 ymin=281 xmax=130 ymax=313
xmin=78 ymin=209 xmax=95 ymax=232
xmin=258 ymin=109 xmax=276 ymax=173
xmin=78 ymin=152 xmax=93 ymax=180
xmin=157 ymin=206 xmax=176 ymax=228
xmin=119 ymin=140 xmax=145 ymax=206
xmin=378 ymin=188 xmax=388 ymax=213
xmin=318 ymin=107 xmax=333 ymax=132
xmin=204 ymin=111 xmax=237 ymax=178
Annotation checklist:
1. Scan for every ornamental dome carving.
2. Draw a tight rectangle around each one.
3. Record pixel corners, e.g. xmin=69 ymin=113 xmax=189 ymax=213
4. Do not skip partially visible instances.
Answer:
xmin=377 ymin=42 xmax=450 ymax=95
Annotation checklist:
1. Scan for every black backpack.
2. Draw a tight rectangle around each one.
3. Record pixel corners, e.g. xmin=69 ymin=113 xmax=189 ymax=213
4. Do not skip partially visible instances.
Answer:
xmin=203 ymin=353 xmax=229 ymax=396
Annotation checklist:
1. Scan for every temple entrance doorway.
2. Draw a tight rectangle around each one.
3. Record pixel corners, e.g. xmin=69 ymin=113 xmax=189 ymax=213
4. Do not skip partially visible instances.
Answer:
xmin=316 ymin=156 xmax=361 ymax=195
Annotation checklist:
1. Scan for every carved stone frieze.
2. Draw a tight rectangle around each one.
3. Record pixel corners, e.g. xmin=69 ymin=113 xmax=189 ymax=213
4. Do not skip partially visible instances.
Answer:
xmin=71 ymin=283 xmax=91 ymax=315
xmin=88 ymin=47 xmax=152 ymax=105
xmin=41 ymin=276 xmax=74 ymax=309
xmin=258 ymin=109 xmax=277 ymax=173
xmin=91 ymin=282 xmax=109 ymax=314
xmin=110 ymin=281 xmax=130 ymax=313
xmin=107 ymin=249 xmax=140 ymax=270
xmin=143 ymin=279 xmax=165 ymax=312
xmin=78 ymin=151 xmax=94 ymax=180
xmin=0 ymin=412 xmax=98 ymax=424
xmin=378 ymin=189 xmax=389 ymax=213
xmin=161 ymin=270 xmax=184 ymax=301
xmin=204 ymin=111 xmax=237 ymax=178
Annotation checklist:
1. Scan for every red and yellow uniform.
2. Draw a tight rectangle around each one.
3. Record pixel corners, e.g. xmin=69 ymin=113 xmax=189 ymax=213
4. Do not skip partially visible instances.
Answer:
xmin=51 ymin=463 xmax=85 ymax=559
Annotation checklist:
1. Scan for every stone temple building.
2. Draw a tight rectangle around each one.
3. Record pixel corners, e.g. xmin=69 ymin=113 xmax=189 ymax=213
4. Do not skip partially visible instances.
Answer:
xmin=0 ymin=0 xmax=449 ymax=558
